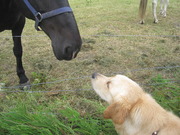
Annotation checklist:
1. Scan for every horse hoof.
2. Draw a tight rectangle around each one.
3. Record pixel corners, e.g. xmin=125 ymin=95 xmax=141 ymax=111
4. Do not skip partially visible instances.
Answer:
xmin=162 ymin=14 xmax=167 ymax=17
xmin=160 ymin=11 xmax=166 ymax=17
xmin=139 ymin=20 xmax=145 ymax=24
xmin=160 ymin=10 xmax=164 ymax=15
xmin=154 ymin=20 xmax=158 ymax=24
xmin=19 ymin=81 xmax=31 ymax=90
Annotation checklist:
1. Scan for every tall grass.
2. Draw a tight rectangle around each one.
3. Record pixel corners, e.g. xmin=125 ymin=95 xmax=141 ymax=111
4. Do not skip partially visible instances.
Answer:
xmin=150 ymin=74 xmax=180 ymax=116
xmin=0 ymin=105 xmax=74 ymax=135
xmin=0 ymin=100 xmax=117 ymax=135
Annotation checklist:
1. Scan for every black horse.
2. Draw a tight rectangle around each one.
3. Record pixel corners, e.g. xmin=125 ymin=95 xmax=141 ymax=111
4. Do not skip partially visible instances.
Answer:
xmin=0 ymin=0 xmax=82 ymax=88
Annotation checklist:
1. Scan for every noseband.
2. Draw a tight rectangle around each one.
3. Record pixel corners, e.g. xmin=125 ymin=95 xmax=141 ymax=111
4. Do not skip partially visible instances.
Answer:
xmin=23 ymin=0 xmax=73 ymax=31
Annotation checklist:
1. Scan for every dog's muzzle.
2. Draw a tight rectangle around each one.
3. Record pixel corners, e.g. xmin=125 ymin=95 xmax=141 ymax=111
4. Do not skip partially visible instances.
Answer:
xmin=92 ymin=73 xmax=98 ymax=79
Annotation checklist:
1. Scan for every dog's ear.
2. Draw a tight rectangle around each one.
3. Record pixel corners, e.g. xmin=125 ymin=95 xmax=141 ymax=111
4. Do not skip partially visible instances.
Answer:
xmin=103 ymin=102 xmax=131 ymax=124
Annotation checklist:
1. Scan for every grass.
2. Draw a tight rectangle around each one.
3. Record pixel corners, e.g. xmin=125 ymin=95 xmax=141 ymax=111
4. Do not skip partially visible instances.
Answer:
xmin=150 ymin=74 xmax=180 ymax=116
xmin=0 ymin=0 xmax=180 ymax=134
xmin=0 ymin=95 xmax=116 ymax=135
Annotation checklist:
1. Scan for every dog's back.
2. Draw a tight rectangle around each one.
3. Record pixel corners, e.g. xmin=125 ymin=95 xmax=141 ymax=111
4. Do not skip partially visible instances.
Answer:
xmin=158 ymin=112 xmax=180 ymax=135
xmin=128 ymin=93 xmax=180 ymax=135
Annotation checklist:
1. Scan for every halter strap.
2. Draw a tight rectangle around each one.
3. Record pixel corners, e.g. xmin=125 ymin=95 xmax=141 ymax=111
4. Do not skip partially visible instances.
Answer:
xmin=23 ymin=0 xmax=73 ymax=31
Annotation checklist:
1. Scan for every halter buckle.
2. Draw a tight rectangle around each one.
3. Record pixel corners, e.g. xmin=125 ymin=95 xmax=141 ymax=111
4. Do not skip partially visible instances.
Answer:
xmin=35 ymin=12 xmax=42 ymax=31
xmin=35 ymin=12 xmax=43 ymax=22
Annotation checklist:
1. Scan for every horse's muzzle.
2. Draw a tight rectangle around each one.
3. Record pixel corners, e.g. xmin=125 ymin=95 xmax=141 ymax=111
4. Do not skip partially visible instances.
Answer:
xmin=55 ymin=46 xmax=80 ymax=61
xmin=64 ymin=46 xmax=79 ymax=60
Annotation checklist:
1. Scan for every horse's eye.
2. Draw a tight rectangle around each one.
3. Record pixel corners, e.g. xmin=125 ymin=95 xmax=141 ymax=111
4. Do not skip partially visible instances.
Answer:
xmin=107 ymin=81 xmax=111 ymax=88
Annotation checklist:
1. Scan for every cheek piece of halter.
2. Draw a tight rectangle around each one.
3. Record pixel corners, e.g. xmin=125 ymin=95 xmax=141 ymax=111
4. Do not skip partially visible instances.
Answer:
xmin=23 ymin=0 xmax=73 ymax=31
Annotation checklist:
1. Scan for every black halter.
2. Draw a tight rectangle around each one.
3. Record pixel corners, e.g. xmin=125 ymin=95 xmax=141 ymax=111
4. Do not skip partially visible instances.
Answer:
xmin=23 ymin=0 xmax=73 ymax=31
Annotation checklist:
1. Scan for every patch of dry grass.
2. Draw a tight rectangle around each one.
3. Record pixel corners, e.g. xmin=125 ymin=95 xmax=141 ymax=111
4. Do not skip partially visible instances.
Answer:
xmin=0 ymin=0 xmax=179 ymax=86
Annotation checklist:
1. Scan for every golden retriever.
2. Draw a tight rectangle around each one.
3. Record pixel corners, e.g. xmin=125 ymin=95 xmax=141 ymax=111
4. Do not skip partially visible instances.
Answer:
xmin=91 ymin=73 xmax=180 ymax=135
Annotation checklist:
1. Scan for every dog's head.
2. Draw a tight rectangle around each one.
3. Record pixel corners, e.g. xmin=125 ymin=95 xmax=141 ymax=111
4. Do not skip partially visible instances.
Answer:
xmin=91 ymin=73 xmax=143 ymax=104
xmin=91 ymin=73 xmax=143 ymax=124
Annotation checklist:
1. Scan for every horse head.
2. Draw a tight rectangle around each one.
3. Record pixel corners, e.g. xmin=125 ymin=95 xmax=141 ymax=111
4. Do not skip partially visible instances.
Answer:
xmin=16 ymin=0 xmax=82 ymax=60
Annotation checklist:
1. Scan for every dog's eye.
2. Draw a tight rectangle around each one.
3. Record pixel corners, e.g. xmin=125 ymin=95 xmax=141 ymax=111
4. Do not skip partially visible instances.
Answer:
xmin=107 ymin=81 xmax=111 ymax=88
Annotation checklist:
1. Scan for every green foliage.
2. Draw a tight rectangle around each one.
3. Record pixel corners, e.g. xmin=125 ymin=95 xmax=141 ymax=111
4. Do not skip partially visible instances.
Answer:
xmin=59 ymin=107 xmax=116 ymax=135
xmin=150 ymin=74 xmax=180 ymax=116
xmin=31 ymin=72 xmax=47 ymax=88
xmin=31 ymin=72 xmax=47 ymax=84
xmin=0 ymin=103 xmax=116 ymax=135
xmin=0 ymin=105 xmax=74 ymax=135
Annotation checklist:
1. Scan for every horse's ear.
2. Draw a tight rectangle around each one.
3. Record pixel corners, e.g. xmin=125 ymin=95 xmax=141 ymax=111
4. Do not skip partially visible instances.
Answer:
xmin=103 ymin=102 xmax=131 ymax=124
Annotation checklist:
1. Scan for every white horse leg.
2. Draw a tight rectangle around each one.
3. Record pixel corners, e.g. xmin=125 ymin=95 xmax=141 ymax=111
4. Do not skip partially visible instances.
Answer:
xmin=162 ymin=0 xmax=169 ymax=17
xmin=160 ymin=0 xmax=169 ymax=17
xmin=152 ymin=0 xmax=158 ymax=23
xmin=160 ymin=0 xmax=164 ymax=15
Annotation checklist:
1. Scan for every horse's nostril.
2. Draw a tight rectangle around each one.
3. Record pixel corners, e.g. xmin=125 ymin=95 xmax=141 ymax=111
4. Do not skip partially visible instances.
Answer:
xmin=63 ymin=46 xmax=80 ymax=60
xmin=65 ymin=46 xmax=73 ymax=55
xmin=64 ymin=46 xmax=74 ymax=60
xmin=65 ymin=46 xmax=72 ymax=54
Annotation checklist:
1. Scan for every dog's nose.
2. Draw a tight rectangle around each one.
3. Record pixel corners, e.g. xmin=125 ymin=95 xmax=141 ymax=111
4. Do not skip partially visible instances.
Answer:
xmin=92 ymin=73 xmax=98 ymax=79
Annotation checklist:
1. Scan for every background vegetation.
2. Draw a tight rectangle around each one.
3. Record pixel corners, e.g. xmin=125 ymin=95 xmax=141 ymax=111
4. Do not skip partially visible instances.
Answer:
xmin=0 ymin=0 xmax=179 ymax=134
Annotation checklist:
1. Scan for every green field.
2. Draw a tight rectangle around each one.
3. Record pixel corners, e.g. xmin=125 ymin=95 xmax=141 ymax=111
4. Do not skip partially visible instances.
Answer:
xmin=0 ymin=0 xmax=180 ymax=134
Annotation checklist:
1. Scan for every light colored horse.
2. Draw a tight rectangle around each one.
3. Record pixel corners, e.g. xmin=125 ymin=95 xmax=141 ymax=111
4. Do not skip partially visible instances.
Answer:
xmin=139 ymin=0 xmax=169 ymax=24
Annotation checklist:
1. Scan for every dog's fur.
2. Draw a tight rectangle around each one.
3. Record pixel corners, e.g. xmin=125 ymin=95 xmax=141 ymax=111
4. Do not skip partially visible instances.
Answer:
xmin=91 ymin=73 xmax=180 ymax=135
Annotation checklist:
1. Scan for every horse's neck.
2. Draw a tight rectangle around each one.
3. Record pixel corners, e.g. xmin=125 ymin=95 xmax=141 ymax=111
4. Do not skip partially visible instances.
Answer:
xmin=0 ymin=0 xmax=15 ymax=11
